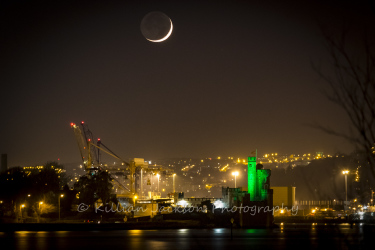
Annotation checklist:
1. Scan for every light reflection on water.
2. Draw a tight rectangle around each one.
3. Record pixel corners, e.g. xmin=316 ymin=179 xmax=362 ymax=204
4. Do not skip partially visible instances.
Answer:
xmin=245 ymin=229 xmax=257 ymax=233
xmin=128 ymin=229 xmax=143 ymax=236
xmin=15 ymin=231 xmax=31 ymax=234
xmin=0 ymin=224 xmax=370 ymax=250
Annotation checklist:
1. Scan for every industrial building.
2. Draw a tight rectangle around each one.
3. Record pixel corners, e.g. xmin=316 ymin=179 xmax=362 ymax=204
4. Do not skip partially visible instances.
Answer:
xmin=271 ymin=186 xmax=296 ymax=208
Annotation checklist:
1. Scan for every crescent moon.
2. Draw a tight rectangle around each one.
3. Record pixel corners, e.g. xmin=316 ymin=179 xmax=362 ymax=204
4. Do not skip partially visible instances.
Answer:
xmin=147 ymin=19 xmax=173 ymax=43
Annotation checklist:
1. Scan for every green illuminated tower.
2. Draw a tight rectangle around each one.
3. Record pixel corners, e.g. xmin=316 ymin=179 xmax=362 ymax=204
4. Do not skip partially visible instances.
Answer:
xmin=247 ymin=156 xmax=257 ymax=201
xmin=248 ymin=156 xmax=271 ymax=201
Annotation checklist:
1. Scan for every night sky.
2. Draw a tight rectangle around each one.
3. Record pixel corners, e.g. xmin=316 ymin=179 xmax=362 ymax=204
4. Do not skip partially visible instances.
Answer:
xmin=1 ymin=0 xmax=374 ymax=167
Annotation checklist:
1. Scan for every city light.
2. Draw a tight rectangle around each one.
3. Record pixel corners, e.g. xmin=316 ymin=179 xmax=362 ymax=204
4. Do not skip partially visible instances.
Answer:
xmin=177 ymin=200 xmax=187 ymax=207
xmin=213 ymin=200 xmax=224 ymax=208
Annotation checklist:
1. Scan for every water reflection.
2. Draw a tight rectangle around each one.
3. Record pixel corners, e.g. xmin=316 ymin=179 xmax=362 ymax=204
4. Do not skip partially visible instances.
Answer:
xmin=0 ymin=224 xmax=370 ymax=250
xmin=128 ymin=229 xmax=143 ymax=236
xmin=36 ymin=232 xmax=47 ymax=250
xmin=246 ymin=229 xmax=257 ymax=234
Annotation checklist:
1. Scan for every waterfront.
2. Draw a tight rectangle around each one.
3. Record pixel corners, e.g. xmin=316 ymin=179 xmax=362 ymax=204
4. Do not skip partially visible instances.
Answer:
xmin=0 ymin=223 xmax=373 ymax=249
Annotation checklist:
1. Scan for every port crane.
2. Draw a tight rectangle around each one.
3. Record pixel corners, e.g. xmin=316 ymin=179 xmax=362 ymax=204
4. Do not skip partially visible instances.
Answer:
xmin=71 ymin=121 xmax=175 ymax=199
xmin=70 ymin=121 xmax=136 ymax=195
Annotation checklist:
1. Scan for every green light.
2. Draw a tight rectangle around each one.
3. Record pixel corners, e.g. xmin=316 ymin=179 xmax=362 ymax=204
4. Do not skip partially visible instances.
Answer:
xmin=248 ymin=156 xmax=270 ymax=201
xmin=247 ymin=157 xmax=257 ymax=200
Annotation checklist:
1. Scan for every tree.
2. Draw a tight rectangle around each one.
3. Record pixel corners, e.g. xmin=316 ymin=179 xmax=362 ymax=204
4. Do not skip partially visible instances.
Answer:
xmin=313 ymin=25 xmax=375 ymax=175
xmin=31 ymin=194 xmax=56 ymax=223
xmin=61 ymin=184 xmax=76 ymax=213
xmin=0 ymin=161 xmax=67 ymax=220
xmin=74 ymin=170 xmax=115 ymax=211
xmin=0 ymin=167 xmax=29 ymax=217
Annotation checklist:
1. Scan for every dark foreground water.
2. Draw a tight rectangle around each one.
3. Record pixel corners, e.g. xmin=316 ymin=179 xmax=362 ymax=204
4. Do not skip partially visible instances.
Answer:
xmin=0 ymin=223 xmax=373 ymax=250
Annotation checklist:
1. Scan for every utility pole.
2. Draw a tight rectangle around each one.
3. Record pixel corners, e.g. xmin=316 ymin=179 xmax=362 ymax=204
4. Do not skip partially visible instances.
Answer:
xmin=140 ymin=169 xmax=143 ymax=199
xmin=173 ymin=173 xmax=176 ymax=193
xmin=157 ymin=174 xmax=160 ymax=193
xmin=232 ymin=171 xmax=239 ymax=188
xmin=342 ymin=170 xmax=349 ymax=210
xmin=58 ymin=194 xmax=64 ymax=221
xmin=150 ymin=173 xmax=153 ymax=199
xmin=345 ymin=174 xmax=348 ymax=203
xmin=130 ymin=160 xmax=135 ymax=196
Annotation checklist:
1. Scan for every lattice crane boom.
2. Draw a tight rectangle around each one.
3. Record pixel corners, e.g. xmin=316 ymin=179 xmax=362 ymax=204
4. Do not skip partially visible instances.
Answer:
xmin=70 ymin=121 xmax=135 ymax=196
